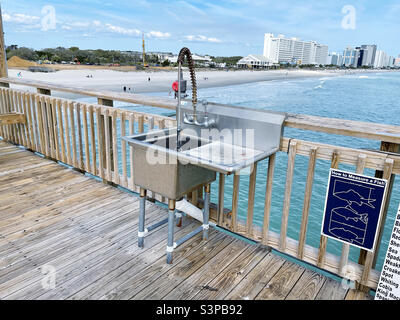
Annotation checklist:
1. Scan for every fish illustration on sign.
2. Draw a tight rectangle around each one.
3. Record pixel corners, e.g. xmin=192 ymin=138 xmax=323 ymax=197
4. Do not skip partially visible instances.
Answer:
xmin=332 ymin=206 xmax=369 ymax=225
xmin=329 ymin=227 xmax=364 ymax=245
xmin=334 ymin=189 xmax=376 ymax=209
xmin=322 ymin=169 xmax=387 ymax=251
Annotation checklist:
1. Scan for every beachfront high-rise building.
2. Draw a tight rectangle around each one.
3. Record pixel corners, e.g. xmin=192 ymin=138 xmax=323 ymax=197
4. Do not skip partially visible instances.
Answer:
xmin=395 ymin=55 xmax=400 ymax=68
xmin=343 ymin=46 xmax=360 ymax=67
xmin=263 ymin=33 xmax=328 ymax=65
xmin=327 ymin=52 xmax=343 ymax=66
xmin=360 ymin=45 xmax=377 ymax=67
xmin=341 ymin=44 xmax=394 ymax=68
xmin=315 ymin=44 xmax=329 ymax=65
xmin=388 ymin=56 xmax=395 ymax=68
xmin=373 ymin=50 xmax=394 ymax=68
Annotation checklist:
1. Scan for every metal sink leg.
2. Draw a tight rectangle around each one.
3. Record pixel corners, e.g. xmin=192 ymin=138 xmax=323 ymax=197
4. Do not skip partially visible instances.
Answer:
xmin=203 ymin=184 xmax=210 ymax=241
xmin=138 ymin=188 xmax=147 ymax=248
xmin=167 ymin=199 xmax=176 ymax=264
xmin=138 ymin=188 xmax=169 ymax=249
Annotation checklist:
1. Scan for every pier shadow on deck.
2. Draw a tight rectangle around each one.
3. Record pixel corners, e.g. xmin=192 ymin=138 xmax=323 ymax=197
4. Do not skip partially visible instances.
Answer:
xmin=0 ymin=140 xmax=372 ymax=300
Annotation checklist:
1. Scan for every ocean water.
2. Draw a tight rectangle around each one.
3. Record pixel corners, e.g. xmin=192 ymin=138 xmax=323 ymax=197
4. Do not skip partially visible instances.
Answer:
xmin=78 ymin=72 xmax=400 ymax=271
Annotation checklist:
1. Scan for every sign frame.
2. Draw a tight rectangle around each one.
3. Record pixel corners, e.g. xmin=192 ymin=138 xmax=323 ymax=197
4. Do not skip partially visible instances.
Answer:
xmin=321 ymin=168 xmax=388 ymax=252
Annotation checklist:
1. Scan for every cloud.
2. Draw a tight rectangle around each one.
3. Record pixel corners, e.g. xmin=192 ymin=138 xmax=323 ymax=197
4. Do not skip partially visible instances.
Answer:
xmin=105 ymin=23 xmax=141 ymax=36
xmin=64 ymin=21 xmax=91 ymax=28
xmin=185 ymin=35 xmax=222 ymax=43
xmin=178 ymin=1 xmax=207 ymax=16
xmin=2 ymin=12 xmax=40 ymax=25
xmin=146 ymin=30 xmax=171 ymax=39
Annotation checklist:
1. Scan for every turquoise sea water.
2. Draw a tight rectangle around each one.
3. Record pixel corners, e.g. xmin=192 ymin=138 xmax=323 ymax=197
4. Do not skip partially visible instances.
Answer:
xmin=79 ymin=72 xmax=400 ymax=271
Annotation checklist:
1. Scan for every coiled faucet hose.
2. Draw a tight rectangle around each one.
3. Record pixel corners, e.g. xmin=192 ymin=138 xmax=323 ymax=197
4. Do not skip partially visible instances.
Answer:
xmin=178 ymin=47 xmax=197 ymax=115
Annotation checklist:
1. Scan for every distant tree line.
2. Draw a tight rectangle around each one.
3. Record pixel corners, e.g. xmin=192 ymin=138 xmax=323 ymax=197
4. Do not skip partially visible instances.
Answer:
xmin=6 ymin=45 xmax=247 ymax=69
xmin=210 ymin=56 xmax=243 ymax=66
xmin=5 ymin=45 xmax=163 ymax=66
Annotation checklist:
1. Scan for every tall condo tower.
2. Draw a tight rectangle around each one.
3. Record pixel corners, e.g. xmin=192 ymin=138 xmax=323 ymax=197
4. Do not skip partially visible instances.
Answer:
xmin=263 ymin=33 xmax=328 ymax=65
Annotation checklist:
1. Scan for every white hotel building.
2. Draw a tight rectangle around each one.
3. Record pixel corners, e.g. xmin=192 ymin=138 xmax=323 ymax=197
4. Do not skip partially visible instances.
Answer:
xmin=263 ymin=33 xmax=328 ymax=65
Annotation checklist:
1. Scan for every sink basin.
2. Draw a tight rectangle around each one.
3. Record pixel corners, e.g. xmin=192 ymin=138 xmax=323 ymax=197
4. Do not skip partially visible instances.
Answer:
xmin=123 ymin=106 xmax=286 ymax=199
xmin=123 ymin=128 xmax=216 ymax=200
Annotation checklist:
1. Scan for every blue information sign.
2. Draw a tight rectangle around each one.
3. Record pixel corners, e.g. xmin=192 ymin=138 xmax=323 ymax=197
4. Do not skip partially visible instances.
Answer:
xmin=321 ymin=169 xmax=388 ymax=252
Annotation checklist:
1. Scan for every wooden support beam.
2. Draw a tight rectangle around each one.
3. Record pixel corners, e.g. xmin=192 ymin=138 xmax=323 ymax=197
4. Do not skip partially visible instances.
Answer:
xmin=317 ymin=151 xmax=339 ymax=268
xmin=297 ymin=147 xmax=317 ymax=259
xmin=231 ymin=173 xmax=240 ymax=233
xmin=217 ymin=173 xmax=226 ymax=227
xmin=262 ymin=153 xmax=276 ymax=245
xmin=0 ymin=113 xmax=26 ymax=125
xmin=246 ymin=162 xmax=257 ymax=237
xmin=280 ymin=141 xmax=297 ymax=251
xmin=97 ymin=98 xmax=114 ymax=182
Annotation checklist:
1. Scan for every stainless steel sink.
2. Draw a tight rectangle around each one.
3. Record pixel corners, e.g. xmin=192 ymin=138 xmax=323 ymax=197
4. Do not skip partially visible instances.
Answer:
xmin=124 ymin=104 xmax=287 ymax=183
xmin=123 ymin=128 xmax=216 ymax=200
xmin=123 ymin=47 xmax=287 ymax=265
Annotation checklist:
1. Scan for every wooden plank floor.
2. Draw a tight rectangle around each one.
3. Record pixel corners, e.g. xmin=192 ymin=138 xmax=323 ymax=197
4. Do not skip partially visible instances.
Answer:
xmin=0 ymin=140 xmax=371 ymax=300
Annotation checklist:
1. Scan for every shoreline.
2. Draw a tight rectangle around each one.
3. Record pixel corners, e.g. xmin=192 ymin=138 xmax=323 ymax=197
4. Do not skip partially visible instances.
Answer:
xmin=7 ymin=68 xmax=399 ymax=98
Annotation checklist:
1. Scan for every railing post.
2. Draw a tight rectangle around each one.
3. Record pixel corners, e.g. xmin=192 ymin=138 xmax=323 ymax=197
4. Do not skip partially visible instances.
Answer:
xmin=297 ymin=147 xmax=317 ymax=259
xmin=231 ymin=173 xmax=240 ymax=232
xmin=262 ymin=153 xmax=276 ymax=246
xmin=359 ymin=158 xmax=394 ymax=291
xmin=217 ymin=173 xmax=226 ymax=227
xmin=97 ymin=98 xmax=114 ymax=184
xmin=279 ymin=141 xmax=297 ymax=251
xmin=246 ymin=162 xmax=258 ymax=237
xmin=317 ymin=151 xmax=339 ymax=268
xmin=357 ymin=141 xmax=400 ymax=292
xmin=36 ymin=88 xmax=56 ymax=159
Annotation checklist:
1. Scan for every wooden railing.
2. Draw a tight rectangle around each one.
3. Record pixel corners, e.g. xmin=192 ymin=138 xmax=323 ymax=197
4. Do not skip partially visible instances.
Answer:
xmin=0 ymin=86 xmax=175 ymax=194
xmin=2 ymin=77 xmax=400 ymax=293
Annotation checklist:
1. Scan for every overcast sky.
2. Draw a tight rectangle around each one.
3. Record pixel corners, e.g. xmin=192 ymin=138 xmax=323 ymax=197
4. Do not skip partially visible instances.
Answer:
xmin=2 ymin=0 xmax=399 ymax=57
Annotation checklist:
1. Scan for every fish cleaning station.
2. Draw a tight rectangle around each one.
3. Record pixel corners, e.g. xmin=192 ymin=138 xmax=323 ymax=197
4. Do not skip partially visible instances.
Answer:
xmin=1 ymin=45 xmax=400 ymax=300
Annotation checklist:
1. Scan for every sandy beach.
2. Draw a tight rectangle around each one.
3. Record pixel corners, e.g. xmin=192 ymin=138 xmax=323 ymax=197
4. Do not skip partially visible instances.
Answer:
xmin=7 ymin=67 xmax=394 ymax=98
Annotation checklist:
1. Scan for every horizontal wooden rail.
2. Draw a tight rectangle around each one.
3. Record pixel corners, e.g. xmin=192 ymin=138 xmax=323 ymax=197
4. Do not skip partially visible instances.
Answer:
xmin=0 ymin=113 xmax=26 ymax=125
xmin=285 ymin=113 xmax=400 ymax=144
xmin=2 ymin=77 xmax=400 ymax=144
xmin=280 ymin=137 xmax=400 ymax=175
xmin=0 ymin=77 xmax=177 ymax=110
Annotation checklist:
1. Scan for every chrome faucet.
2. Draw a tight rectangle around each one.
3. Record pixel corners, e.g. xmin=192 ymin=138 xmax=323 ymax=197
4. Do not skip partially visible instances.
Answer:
xmin=183 ymin=99 xmax=216 ymax=128
xmin=176 ymin=48 xmax=216 ymax=151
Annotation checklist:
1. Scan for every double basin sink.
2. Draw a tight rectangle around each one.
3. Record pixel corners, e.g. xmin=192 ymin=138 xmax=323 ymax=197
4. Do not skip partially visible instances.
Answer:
xmin=123 ymin=102 xmax=286 ymax=201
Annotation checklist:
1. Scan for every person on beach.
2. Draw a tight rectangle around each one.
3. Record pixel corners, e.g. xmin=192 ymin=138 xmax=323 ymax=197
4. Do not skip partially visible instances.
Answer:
xmin=123 ymin=86 xmax=126 ymax=92
xmin=148 ymin=77 xmax=151 ymax=82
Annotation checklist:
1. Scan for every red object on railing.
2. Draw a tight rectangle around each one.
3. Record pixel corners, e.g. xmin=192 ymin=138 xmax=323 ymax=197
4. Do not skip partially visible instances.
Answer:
xmin=172 ymin=81 xmax=179 ymax=92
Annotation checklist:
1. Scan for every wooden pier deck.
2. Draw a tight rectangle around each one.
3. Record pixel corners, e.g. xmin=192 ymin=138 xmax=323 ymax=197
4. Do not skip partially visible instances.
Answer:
xmin=0 ymin=140 xmax=371 ymax=300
